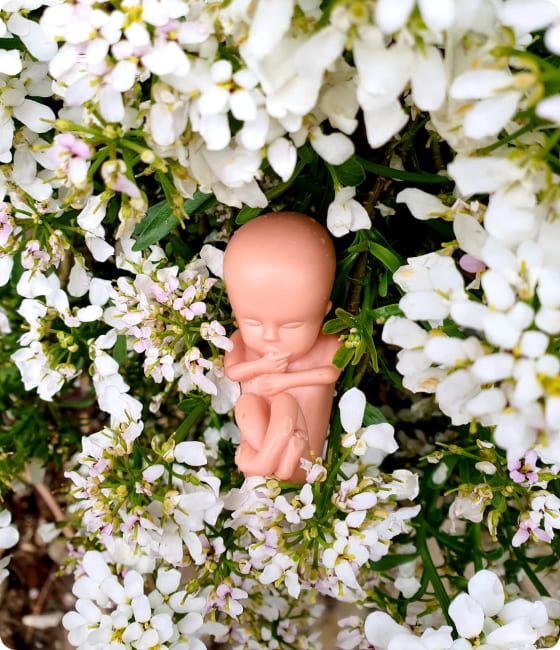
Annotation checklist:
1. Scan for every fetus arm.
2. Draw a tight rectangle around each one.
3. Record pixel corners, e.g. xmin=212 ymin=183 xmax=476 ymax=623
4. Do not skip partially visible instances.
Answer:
xmin=253 ymin=365 xmax=341 ymax=396
xmin=224 ymin=331 xmax=288 ymax=382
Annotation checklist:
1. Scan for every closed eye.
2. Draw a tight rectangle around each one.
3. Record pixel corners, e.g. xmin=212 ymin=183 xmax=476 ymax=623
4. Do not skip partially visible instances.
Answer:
xmin=242 ymin=319 xmax=262 ymax=327
xmin=282 ymin=322 xmax=304 ymax=329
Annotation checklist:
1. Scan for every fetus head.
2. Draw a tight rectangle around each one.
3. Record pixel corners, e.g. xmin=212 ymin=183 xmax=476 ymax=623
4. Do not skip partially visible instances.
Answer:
xmin=223 ymin=212 xmax=336 ymax=362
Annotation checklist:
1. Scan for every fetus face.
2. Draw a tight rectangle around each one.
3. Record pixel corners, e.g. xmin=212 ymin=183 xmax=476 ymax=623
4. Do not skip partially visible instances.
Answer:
xmin=232 ymin=269 xmax=329 ymax=362
xmin=223 ymin=211 xmax=337 ymax=363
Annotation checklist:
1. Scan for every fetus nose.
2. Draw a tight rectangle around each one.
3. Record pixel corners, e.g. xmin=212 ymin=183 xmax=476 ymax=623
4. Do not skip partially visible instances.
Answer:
xmin=262 ymin=325 xmax=279 ymax=341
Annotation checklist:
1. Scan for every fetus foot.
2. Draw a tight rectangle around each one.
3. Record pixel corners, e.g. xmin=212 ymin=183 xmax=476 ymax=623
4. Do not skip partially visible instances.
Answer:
xmin=275 ymin=430 xmax=309 ymax=482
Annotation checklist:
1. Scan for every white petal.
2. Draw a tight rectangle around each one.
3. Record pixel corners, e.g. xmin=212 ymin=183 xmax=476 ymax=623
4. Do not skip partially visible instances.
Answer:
xmin=397 ymin=188 xmax=446 ymax=220
xmin=471 ymin=353 xmax=514 ymax=382
xmin=82 ymin=551 xmax=111 ymax=580
xmin=481 ymin=270 xmax=515 ymax=310
xmin=466 ymin=388 xmax=506 ymax=417
xmin=361 ymin=423 xmax=398 ymax=454
xmin=382 ymin=316 xmax=428 ymax=349
xmin=483 ymin=311 xmax=521 ymax=348
xmin=463 ymin=92 xmax=520 ymax=139
xmin=499 ymin=0 xmax=558 ymax=34
xmin=246 ymin=0 xmax=293 ymax=59
xmin=450 ymin=69 xmax=513 ymax=99
xmin=364 ymin=611 xmax=408 ymax=648
xmin=448 ymin=593 xmax=484 ymax=638
xmin=99 ymin=85 xmax=124 ymax=123
xmin=411 ymin=46 xmax=446 ymax=111
xmin=12 ymin=99 xmax=55 ymax=133
xmin=363 ymin=100 xmax=408 ymax=148
xmin=419 ymin=0 xmax=455 ymax=32
xmin=174 ymin=441 xmax=207 ymax=466
xmin=131 ymin=594 xmax=151 ymax=623
xmin=267 ymin=137 xmax=297 ymax=181
xmin=536 ymin=94 xmax=560 ymax=123
xmin=77 ymin=305 xmax=103 ymax=322
xmin=339 ymin=387 xmax=366 ymax=435
xmin=448 ymin=155 xmax=524 ymax=196
xmin=484 ymin=618 xmax=538 ymax=646
xmin=0 ymin=525 xmax=18 ymax=549
xmin=453 ymin=213 xmax=488 ymax=259
xmin=156 ymin=568 xmax=181 ymax=595
xmin=0 ymin=49 xmax=22 ymax=75
xmin=484 ymin=186 xmax=535 ymax=245
xmin=310 ymin=128 xmax=354 ymax=165
xmin=399 ymin=291 xmax=449 ymax=321
xmin=375 ymin=0 xmax=414 ymax=33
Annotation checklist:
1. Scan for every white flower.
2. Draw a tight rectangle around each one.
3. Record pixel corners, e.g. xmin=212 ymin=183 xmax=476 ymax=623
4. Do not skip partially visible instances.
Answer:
xmin=327 ymin=187 xmax=370 ymax=237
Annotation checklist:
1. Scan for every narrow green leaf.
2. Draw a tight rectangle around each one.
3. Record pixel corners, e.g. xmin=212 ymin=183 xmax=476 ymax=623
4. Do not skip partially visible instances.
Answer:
xmin=357 ymin=157 xmax=451 ymax=185
xmin=334 ymin=308 xmax=356 ymax=326
xmin=331 ymin=159 xmax=366 ymax=187
xmin=368 ymin=242 xmax=401 ymax=274
xmin=332 ymin=345 xmax=354 ymax=369
xmin=0 ymin=38 xmax=22 ymax=50
xmin=368 ymin=304 xmax=402 ymax=321
xmin=133 ymin=190 xmax=213 ymax=251
xmin=322 ymin=318 xmax=348 ymax=335
xmin=363 ymin=402 xmax=386 ymax=426
xmin=236 ymin=206 xmax=262 ymax=225
xmin=175 ymin=396 xmax=209 ymax=440
xmin=114 ymin=334 xmax=127 ymax=366
xmin=132 ymin=200 xmax=177 ymax=251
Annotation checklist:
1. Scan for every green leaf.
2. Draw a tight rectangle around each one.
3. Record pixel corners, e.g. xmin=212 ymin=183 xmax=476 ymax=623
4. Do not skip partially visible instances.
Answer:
xmin=331 ymin=159 xmax=366 ymax=187
xmin=334 ymin=308 xmax=356 ymax=326
xmin=378 ymin=270 xmax=388 ymax=298
xmin=322 ymin=318 xmax=348 ymax=335
xmin=368 ymin=304 xmax=402 ymax=321
xmin=368 ymin=242 xmax=401 ymax=274
xmin=363 ymin=402 xmax=386 ymax=426
xmin=132 ymin=190 xmax=212 ymax=251
xmin=0 ymin=38 xmax=22 ymax=50
xmin=114 ymin=335 xmax=127 ymax=366
xmin=332 ymin=345 xmax=354 ymax=369
xmin=357 ymin=157 xmax=452 ymax=185
xmin=236 ymin=206 xmax=262 ymax=225
xmin=132 ymin=200 xmax=177 ymax=251
xmin=175 ymin=395 xmax=209 ymax=440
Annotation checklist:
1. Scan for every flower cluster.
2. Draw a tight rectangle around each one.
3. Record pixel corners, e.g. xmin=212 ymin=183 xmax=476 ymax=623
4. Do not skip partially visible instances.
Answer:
xmin=355 ymin=569 xmax=560 ymax=650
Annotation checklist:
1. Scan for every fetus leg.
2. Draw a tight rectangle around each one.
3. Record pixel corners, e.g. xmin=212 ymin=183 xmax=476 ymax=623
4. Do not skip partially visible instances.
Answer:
xmin=235 ymin=392 xmax=304 ymax=477
xmin=275 ymin=429 xmax=310 ymax=483
xmin=234 ymin=393 xmax=270 ymax=450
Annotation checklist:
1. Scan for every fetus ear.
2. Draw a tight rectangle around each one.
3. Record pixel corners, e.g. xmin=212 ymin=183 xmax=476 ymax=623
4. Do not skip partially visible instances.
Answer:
xmin=325 ymin=300 xmax=332 ymax=315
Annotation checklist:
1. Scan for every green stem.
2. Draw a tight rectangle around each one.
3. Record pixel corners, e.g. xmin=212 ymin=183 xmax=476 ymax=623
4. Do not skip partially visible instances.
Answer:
xmin=416 ymin=519 xmax=453 ymax=626
xmin=471 ymin=523 xmax=483 ymax=572
xmin=356 ymin=157 xmax=451 ymax=185
xmin=475 ymin=122 xmax=534 ymax=155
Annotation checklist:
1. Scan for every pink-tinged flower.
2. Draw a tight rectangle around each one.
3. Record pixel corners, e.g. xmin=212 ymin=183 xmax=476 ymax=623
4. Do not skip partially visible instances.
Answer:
xmin=200 ymin=320 xmax=232 ymax=351
xmin=512 ymin=514 xmax=552 ymax=547
xmin=47 ymin=133 xmax=92 ymax=186
xmin=21 ymin=240 xmax=50 ymax=270
xmin=173 ymin=285 xmax=206 ymax=320
xmin=0 ymin=205 xmax=14 ymax=247
xmin=204 ymin=582 xmax=248 ymax=618
xmin=128 ymin=325 xmax=153 ymax=353
xmin=508 ymin=449 xmax=539 ymax=485
xmin=459 ymin=253 xmax=487 ymax=274
xmin=152 ymin=275 xmax=179 ymax=304
xmin=101 ymin=159 xmax=141 ymax=198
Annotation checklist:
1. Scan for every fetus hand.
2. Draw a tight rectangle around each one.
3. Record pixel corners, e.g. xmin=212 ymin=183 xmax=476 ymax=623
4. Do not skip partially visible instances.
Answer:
xmin=250 ymin=373 xmax=289 ymax=396
xmin=259 ymin=352 xmax=289 ymax=374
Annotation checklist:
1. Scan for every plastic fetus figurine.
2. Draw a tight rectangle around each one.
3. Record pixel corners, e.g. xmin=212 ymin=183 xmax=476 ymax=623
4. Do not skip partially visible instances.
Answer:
xmin=223 ymin=212 xmax=341 ymax=483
